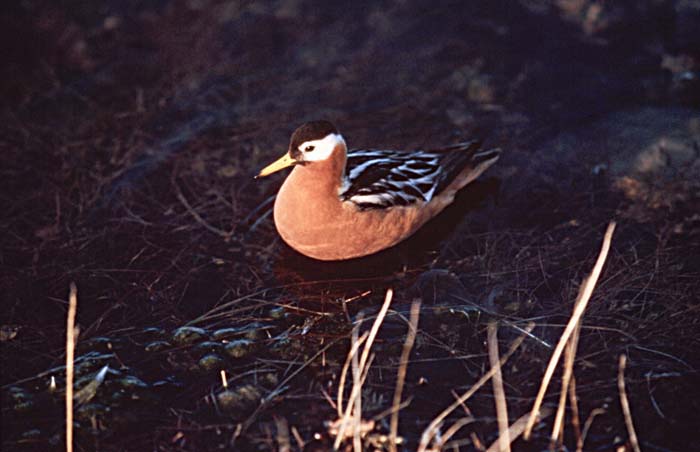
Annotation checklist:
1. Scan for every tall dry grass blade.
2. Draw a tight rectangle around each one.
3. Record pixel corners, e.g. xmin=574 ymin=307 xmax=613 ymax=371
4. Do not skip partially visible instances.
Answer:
xmin=417 ymin=323 xmax=534 ymax=452
xmin=352 ymin=323 xmax=362 ymax=452
xmin=550 ymin=321 xmax=581 ymax=447
xmin=389 ymin=300 xmax=421 ymax=452
xmin=274 ymin=416 xmax=291 ymax=452
xmin=569 ymin=375 xmax=582 ymax=450
xmin=337 ymin=332 xmax=369 ymax=418
xmin=523 ymin=221 xmax=616 ymax=439
xmin=334 ymin=319 xmax=363 ymax=449
xmin=437 ymin=417 xmax=476 ymax=448
xmin=357 ymin=289 xmax=393 ymax=380
xmin=333 ymin=289 xmax=394 ymax=450
xmin=618 ymin=355 xmax=641 ymax=452
xmin=485 ymin=407 xmax=553 ymax=452
xmin=291 ymin=425 xmax=305 ymax=450
xmin=65 ymin=282 xmax=78 ymax=452
xmin=488 ymin=321 xmax=510 ymax=452
xmin=578 ymin=407 xmax=605 ymax=452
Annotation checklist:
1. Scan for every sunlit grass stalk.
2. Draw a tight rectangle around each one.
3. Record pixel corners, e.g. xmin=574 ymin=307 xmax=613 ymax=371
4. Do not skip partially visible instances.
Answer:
xmin=618 ymin=354 xmax=641 ymax=452
xmin=569 ymin=376 xmax=582 ymax=449
xmin=550 ymin=320 xmax=581 ymax=447
xmin=418 ymin=322 xmax=534 ymax=452
xmin=488 ymin=321 xmax=510 ymax=452
xmin=333 ymin=289 xmax=394 ymax=450
xmin=485 ymin=407 xmax=553 ymax=452
xmin=389 ymin=300 xmax=421 ymax=452
xmin=524 ymin=222 xmax=616 ymax=439
xmin=65 ymin=283 xmax=78 ymax=452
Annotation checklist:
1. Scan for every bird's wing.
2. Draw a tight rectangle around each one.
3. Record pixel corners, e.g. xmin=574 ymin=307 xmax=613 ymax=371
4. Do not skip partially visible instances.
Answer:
xmin=340 ymin=142 xmax=499 ymax=210
xmin=339 ymin=149 xmax=443 ymax=209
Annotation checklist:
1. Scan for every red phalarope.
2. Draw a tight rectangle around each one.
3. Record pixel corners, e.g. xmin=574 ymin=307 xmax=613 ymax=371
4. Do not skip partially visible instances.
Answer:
xmin=256 ymin=120 xmax=500 ymax=261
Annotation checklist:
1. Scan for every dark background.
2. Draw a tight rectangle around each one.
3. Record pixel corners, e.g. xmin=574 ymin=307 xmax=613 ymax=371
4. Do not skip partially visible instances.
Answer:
xmin=2 ymin=1 xmax=699 ymax=450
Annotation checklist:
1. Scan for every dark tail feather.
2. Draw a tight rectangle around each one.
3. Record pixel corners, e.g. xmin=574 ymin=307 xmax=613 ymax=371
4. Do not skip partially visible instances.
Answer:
xmin=471 ymin=148 xmax=501 ymax=166
xmin=435 ymin=141 xmax=501 ymax=194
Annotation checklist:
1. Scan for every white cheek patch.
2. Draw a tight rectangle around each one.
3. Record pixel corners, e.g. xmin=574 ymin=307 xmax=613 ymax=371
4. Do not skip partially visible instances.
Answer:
xmin=298 ymin=134 xmax=345 ymax=162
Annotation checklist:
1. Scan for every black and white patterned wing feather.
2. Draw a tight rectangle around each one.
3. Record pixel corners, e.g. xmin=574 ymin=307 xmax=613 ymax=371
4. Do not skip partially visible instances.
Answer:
xmin=339 ymin=141 xmax=495 ymax=210
xmin=340 ymin=149 xmax=443 ymax=209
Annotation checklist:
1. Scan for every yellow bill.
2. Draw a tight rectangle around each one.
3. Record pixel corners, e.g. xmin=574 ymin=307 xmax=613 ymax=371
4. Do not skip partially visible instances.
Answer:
xmin=256 ymin=153 xmax=296 ymax=178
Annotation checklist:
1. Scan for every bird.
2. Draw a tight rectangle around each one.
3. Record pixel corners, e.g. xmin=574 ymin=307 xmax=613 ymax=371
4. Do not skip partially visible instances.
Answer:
xmin=256 ymin=120 xmax=500 ymax=261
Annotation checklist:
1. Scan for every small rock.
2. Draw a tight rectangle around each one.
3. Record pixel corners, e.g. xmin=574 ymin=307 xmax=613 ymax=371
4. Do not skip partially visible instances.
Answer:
xmin=211 ymin=327 xmax=244 ymax=341
xmin=118 ymin=376 xmax=148 ymax=390
xmin=194 ymin=341 xmax=224 ymax=355
xmin=144 ymin=340 xmax=171 ymax=352
xmin=269 ymin=306 xmax=287 ymax=320
xmin=223 ymin=339 xmax=256 ymax=359
xmin=198 ymin=354 xmax=225 ymax=372
xmin=216 ymin=384 xmax=262 ymax=414
xmin=172 ymin=326 xmax=208 ymax=345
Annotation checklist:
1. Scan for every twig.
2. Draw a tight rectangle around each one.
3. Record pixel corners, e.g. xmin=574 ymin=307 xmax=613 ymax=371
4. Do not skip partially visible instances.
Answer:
xmin=524 ymin=221 xmax=616 ymax=439
xmin=618 ymin=355 xmax=641 ymax=452
xmin=488 ymin=321 xmax=510 ymax=452
xmin=65 ymin=283 xmax=79 ymax=452
xmin=389 ymin=300 xmax=421 ymax=452
xmin=173 ymin=182 xmax=233 ymax=239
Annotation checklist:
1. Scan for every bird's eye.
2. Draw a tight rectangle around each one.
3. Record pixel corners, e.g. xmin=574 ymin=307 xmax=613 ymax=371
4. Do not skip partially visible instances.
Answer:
xmin=304 ymin=145 xmax=315 ymax=152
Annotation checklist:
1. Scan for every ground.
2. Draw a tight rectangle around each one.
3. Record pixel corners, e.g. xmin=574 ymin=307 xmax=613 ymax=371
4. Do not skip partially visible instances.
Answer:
xmin=2 ymin=1 xmax=700 ymax=451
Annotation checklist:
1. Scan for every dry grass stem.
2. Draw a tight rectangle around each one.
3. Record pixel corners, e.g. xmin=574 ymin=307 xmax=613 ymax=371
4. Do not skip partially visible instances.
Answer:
xmin=337 ymin=332 xmax=369 ymax=417
xmin=173 ymin=182 xmax=233 ymax=239
xmin=389 ymin=300 xmax=421 ymax=452
xmin=65 ymin=283 xmax=78 ymax=452
xmin=550 ymin=321 xmax=581 ymax=446
xmin=487 ymin=321 xmax=510 ymax=452
xmin=569 ymin=376 xmax=582 ymax=449
xmin=524 ymin=221 xmax=616 ymax=439
xmin=372 ymin=398 xmax=412 ymax=422
xmin=485 ymin=407 xmax=553 ymax=452
xmin=352 ymin=323 xmax=362 ymax=452
xmin=578 ymin=407 xmax=606 ymax=452
xmin=291 ymin=425 xmax=305 ymax=450
xmin=618 ymin=355 xmax=641 ymax=452
xmin=242 ymin=340 xmax=338 ymax=432
xmin=274 ymin=416 xmax=291 ymax=452
xmin=417 ymin=323 xmax=534 ymax=452
xmin=333 ymin=289 xmax=394 ymax=450
xmin=437 ymin=417 xmax=477 ymax=449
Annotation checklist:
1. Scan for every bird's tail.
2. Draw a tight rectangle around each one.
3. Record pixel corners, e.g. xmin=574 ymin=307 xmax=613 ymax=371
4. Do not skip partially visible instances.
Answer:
xmin=462 ymin=147 xmax=501 ymax=185
xmin=434 ymin=141 xmax=501 ymax=194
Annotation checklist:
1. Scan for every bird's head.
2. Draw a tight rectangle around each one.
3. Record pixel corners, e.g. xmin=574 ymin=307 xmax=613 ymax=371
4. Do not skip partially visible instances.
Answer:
xmin=256 ymin=120 xmax=346 ymax=177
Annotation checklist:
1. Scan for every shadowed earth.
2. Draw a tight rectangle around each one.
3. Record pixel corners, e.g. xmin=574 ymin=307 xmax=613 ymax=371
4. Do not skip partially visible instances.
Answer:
xmin=2 ymin=1 xmax=700 ymax=450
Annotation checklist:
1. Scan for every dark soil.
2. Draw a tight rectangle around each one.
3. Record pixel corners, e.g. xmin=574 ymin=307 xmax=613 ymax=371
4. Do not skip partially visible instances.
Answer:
xmin=2 ymin=1 xmax=700 ymax=451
